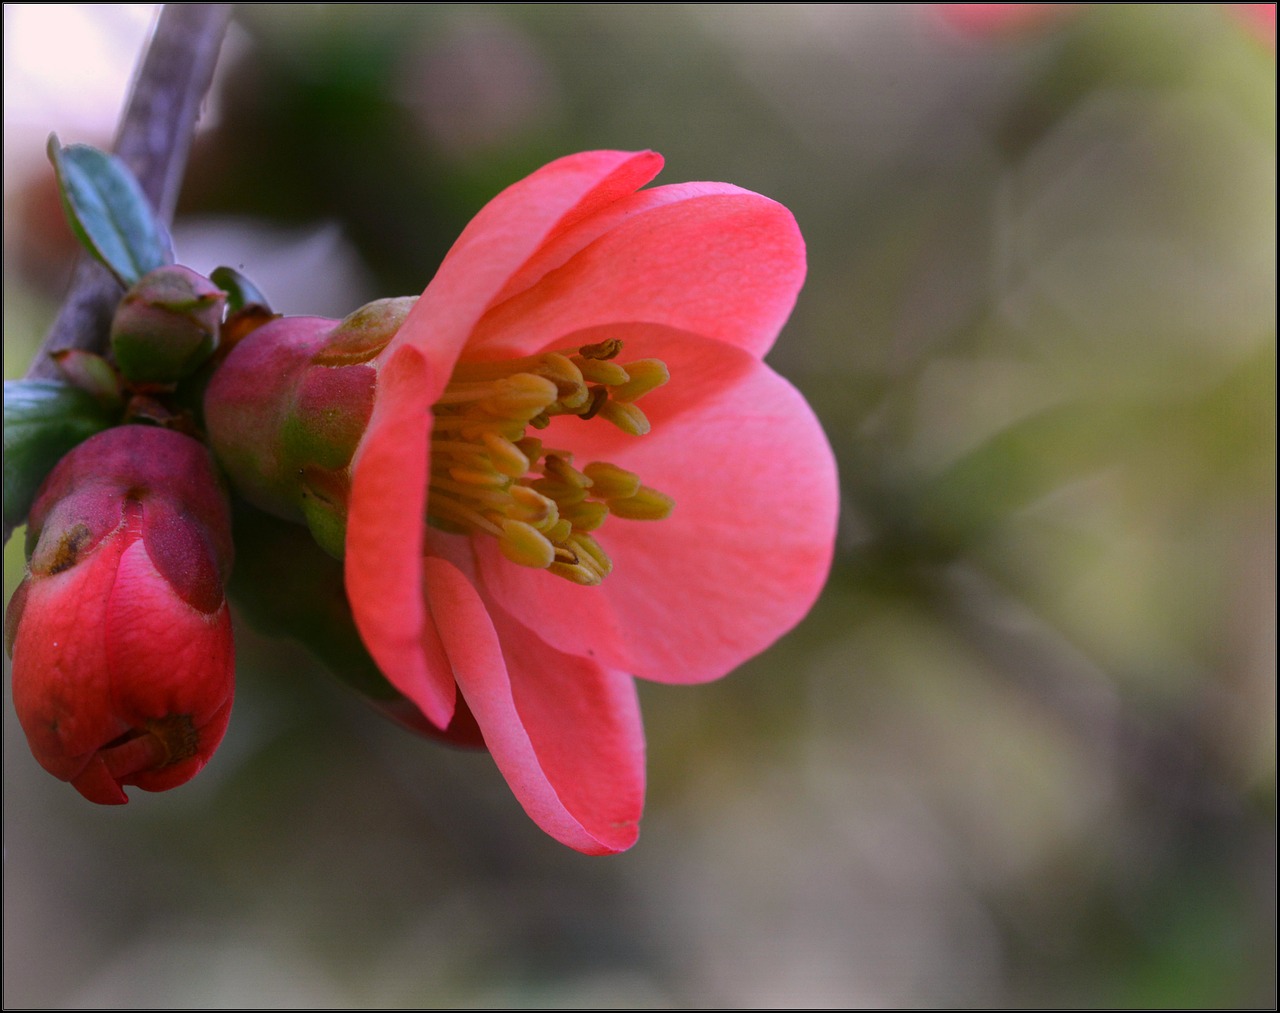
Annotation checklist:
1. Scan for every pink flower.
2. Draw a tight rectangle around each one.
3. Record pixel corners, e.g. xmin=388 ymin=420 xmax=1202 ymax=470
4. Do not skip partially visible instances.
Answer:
xmin=344 ymin=150 xmax=837 ymax=853
xmin=6 ymin=426 xmax=235 ymax=804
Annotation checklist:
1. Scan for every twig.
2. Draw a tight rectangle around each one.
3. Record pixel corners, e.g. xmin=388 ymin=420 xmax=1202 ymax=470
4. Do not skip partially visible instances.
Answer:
xmin=24 ymin=3 xmax=232 ymax=382
xmin=6 ymin=4 xmax=231 ymax=549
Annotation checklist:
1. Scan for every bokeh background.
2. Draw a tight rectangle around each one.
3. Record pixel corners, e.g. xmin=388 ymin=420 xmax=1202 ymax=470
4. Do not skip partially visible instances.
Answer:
xmin=4 ymin=4 xmax=1275 ymax=1007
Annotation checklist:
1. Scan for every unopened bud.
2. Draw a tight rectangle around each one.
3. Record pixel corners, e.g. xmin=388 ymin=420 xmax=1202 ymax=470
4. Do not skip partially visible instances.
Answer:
xmin=204 ymin=314 xmax=379 ymax=554
xmin=6 ymin=426 xmax=235 ymax=804
xmin=110 ymin=265 xmax=226 ymax=384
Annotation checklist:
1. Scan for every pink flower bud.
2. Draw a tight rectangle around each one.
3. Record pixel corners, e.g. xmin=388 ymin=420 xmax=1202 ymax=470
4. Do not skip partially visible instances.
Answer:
xmin=6 ymin=426 xmax=235 ymax=804
xmin=110 ymin=265 xmax=226 ymax=385
xmin=203 ymin=298 xmax=412 ymax=557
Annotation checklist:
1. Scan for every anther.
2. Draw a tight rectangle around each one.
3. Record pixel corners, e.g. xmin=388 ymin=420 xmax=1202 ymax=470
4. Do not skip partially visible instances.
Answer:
xmin=608 ymin=486 xmax=675 ymax=520
xmin=568 ymin=533 xmax=613 ymax=577
xmin=572 ymin=355 xmax=630 ymax=386
xmin=448 ymin=465 xmax=507 ymax=488
xmin=582 ymin=462 xmax=641 ymax=500
xmin=531 ymin=477 xmax=588 ymax=505
xmin=477 ymin=373 xmax=558 ymax=419
xmin=577 ymin=338 xmax=623 ymax=360
xmin=577 ymin=386 xmax=610 ymax=421
xmin=499 ymin=520 xmax=556 ymax=569
xmin=533 ymin=353 xmax=586 ymax=397
xmin=610 ymin=359 xmax=669 ymax=403
xmin=426 ymin=338 xmax=672 ymax=585
xmin=481 ymin=432 xmax=531 ymax=477
xmin=508 ymin=486 xmax=558 ymax=527
xmin=560 ymin=500 xmax=609 ymax=531
xmin=598 ymin=400 xmax=651 ymax=436
xmin=548 ymin=561 xmax=603 ymax=586
xmin=543 ymin=455 xmax=591 ymax=488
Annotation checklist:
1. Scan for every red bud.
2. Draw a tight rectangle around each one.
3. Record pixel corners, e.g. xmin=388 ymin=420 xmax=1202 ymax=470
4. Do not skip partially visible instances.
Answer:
xmin=7 ymin=426 xmax=235 ymax=804
xmin=203 ymin=299 xmax=413 ymax=557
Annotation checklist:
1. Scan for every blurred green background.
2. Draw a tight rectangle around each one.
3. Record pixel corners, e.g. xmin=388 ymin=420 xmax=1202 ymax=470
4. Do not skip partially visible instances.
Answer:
xmin=4 ymin=4 xmax=1275 ymax=1007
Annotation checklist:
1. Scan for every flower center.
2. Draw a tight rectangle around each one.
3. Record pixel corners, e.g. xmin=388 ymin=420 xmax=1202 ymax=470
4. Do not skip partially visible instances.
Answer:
xmin=426 ymin=339 xmax=672 ymax=585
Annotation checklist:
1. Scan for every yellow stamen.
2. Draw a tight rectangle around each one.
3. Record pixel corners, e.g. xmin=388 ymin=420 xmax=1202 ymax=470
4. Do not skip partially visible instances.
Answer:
xmin=572 ymin=355 xmax=630 ymax=386
xmin=598 ymin=400 xmax=650 ymax=436
xmin=499 ymin=520 xmax=556 ymax=569
xmin=610 ymin=359 xmax=670 ymax=403
xmin=609 ymin=486 xmax=675 ymax=521
xmin=481 ymin=432 xmax=531 ymax=476
xmin=543 ymin=455 xmax=591 ymax=488
xmin=508 ymin=485 xmax=559 ymax=527
xmin=582 ymin=462 xmax=641 ymax=500
xmin=560 ymin=499 xmax=609 ymax=532
xmin=447 ymin=465 xmax=506 ymax=488
xmin=425 ymin=338 xmax=673 ymax=584
xmin=476 ymin=373 xmax=559 ymax=419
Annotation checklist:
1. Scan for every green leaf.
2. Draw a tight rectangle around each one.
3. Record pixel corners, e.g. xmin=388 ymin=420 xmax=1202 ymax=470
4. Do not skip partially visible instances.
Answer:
xmin=210 ymin=266 xmax=272 ymax=314
xmin=47 ymin=136 xmax=172 ymax=287
xmin=3 ymin=380 xmax=117 ymax=540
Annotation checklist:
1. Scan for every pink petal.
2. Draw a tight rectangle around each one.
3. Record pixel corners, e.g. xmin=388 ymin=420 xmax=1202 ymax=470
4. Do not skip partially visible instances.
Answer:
xmin=491 ymin=180 xmax=760 ymax=305
xmin=386 ymin=150 xmax=664 ymax=400
xmin=475 ymin=325 xmax=838 ymax=685
xmin=349 ymin=152 xmax=664 ymax=726
xmin=11 ymin=553 xmax=122 ymax=785
xmin=422 ymin=550 xmax=645 ymax=855
xmin=466 ymin=187 xmax=806 ymax=362
xmin=105 ymin=540 xmax=233 ymax=729
xmin=346 ymin=344 xmax=456 ymax=727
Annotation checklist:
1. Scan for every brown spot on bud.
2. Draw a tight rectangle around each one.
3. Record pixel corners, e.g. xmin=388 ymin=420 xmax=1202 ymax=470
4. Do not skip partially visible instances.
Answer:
xmin=146 ymin=714 xmax=199 ymax=766
xmin=45 ymin=523 xmax=93 ymax=575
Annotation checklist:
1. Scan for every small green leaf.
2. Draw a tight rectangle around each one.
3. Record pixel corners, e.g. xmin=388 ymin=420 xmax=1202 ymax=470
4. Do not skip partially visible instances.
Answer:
xmin=48 ymin=136 xmax=172 ymax=287
xmin=3 ymin=380 xmax=118 ymax=539
xmin=210 ymin=266 xmax=272 ymax=315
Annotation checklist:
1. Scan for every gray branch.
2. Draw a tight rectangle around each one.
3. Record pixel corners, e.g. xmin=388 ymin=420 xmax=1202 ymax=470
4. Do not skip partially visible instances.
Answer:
xmin=24 ymin=3 xmax=232 ymax=382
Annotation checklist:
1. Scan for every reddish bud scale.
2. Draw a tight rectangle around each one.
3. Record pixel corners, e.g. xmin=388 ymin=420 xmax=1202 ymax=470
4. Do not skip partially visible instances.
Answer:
xmin=6 ymin=426 xmax=235 ymax=804
xmin=203 ymin=300 xmax=412 ymax=558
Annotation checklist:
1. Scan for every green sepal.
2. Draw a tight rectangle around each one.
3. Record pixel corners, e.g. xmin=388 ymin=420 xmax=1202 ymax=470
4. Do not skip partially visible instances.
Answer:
xmin=2 ymin=380 xmax=118 ymax=539
xmin=47 ymin=136 xmax=172 ymax=287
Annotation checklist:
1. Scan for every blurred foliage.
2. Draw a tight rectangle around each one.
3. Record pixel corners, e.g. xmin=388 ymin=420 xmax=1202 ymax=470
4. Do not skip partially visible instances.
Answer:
xmin=4 ymin=4 xmax=1275 ymax=1008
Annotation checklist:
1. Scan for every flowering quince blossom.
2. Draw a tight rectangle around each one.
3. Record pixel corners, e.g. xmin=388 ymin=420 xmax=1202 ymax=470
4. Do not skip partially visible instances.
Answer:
xmin=206 ymin=150 xmax=838 ymax=853
xmin=6 ymin=426 xmax=235 ymax=804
